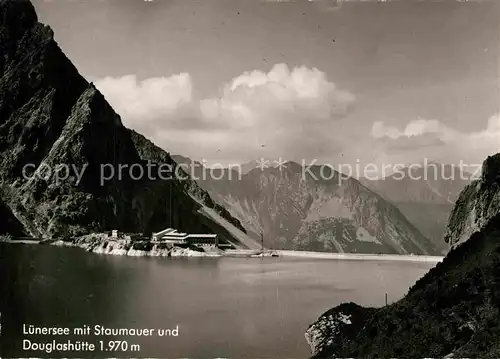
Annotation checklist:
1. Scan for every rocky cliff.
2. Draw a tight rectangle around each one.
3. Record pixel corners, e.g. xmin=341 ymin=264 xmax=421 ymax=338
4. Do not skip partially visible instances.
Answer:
xmin=306 ymin=153 xmax=500 ymax=358
xmin=0 ymin=0 xmax=257 ymax=248
xmin=173 ymin=157 xmax=438 ymax=255
xmin=445 ymin=154 xmax=500 ymax=249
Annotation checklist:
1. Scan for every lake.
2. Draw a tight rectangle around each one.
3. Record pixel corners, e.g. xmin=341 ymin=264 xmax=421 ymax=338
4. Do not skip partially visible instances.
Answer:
xmin=0 ymin=243 xmax=436 ymax=358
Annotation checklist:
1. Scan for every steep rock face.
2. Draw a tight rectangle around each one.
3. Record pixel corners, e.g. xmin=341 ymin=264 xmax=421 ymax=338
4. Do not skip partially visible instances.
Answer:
xmin=0 ymin=0 xmax=254 ymax=247
xmin=361 ymin=163 xmax=471 ymax=254
xmin=306 ymin=153 xmax=500 ymax=358
xmin=173 ymin=157 xmax=437 ymax=255
xmin=445 ymin=154 xmax=500 ymax=249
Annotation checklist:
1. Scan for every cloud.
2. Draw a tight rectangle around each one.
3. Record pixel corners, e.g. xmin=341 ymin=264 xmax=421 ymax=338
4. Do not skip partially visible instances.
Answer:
xmin=95 ymin=63 xmax=355 ymax=164
xmin=371 ymin=118 xmax=459 ymax=140
xmin=370 ymin=114 xmax=500 ymax=165
xmin=375 ymin=134 xmax=447 ymax=151
xmin=201 ymin=64 xmax=354 ymax=126
xmin=96 ymin=74 xmax=193 ymax=121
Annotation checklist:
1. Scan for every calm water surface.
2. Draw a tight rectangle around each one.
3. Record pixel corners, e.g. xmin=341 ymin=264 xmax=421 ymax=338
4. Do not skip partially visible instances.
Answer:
xmin=0 ymin=243 xmax=436 ymax=358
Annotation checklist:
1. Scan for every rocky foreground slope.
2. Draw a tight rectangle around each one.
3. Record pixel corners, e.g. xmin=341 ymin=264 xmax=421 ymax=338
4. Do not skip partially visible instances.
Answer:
xmin=0 ymin=0 xmax=259 ymax=249
xmin=306 ymin=153 xmax=500 ymax=358
xmin=173 ymin=156 xmax=438 ymax=255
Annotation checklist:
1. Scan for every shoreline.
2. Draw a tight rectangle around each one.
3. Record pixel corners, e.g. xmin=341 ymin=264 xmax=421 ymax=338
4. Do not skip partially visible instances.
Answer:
xmin=276 ymin=250 xmax=444 ymax=262
xmin=0 ymin=237 xmax=223 ymax=257
xmin=51 ymin=238 xmax=223 ymax=258
xmin=0 ymin=239 xmax=444 ymax=262
xmin=0 ymin=239 xmax=41 ymax=244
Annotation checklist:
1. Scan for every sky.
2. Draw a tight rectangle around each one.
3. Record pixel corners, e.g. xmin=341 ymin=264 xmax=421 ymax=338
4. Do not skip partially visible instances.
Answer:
xmin=32 ymin=0 xmax=500 ymax=172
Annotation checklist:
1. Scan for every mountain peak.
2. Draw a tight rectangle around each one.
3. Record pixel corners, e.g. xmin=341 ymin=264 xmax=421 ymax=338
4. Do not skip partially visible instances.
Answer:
xmin=1 ymin=0 xmax=44 ymax=78
xmin=0 ymin=0 xmax=37 ymax=31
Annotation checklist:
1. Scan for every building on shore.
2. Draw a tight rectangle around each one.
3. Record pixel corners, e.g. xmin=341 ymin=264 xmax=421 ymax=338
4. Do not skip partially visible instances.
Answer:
xmin=152 ymin=228 xmax=226 ymax=248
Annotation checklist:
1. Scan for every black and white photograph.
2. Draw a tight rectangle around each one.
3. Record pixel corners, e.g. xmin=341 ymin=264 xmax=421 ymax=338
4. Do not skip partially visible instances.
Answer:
xmin=0 ymin=0 xmax=499 ymax=357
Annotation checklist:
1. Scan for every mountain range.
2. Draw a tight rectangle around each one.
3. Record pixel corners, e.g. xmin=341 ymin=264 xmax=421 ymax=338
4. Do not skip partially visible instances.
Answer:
xmin=181 ymin=157 xmax=470 ymax=255
xmin=173 ymin=155 xmax=438 ymax=255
